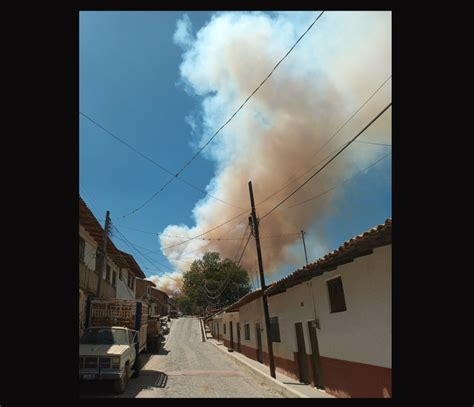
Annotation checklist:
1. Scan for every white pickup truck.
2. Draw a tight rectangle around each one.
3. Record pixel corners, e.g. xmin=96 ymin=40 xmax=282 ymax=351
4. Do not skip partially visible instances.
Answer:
xmin=79 ymin=326 xmax=140 ymax=393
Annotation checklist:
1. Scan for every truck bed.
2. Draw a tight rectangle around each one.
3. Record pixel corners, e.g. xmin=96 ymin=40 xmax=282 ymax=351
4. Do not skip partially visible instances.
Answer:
xmin=87 ymin=299 xmax=148 ymax=352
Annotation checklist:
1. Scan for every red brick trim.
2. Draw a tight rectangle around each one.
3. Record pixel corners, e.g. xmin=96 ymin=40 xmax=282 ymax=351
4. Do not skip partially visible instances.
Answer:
xmin=220 ymin=340 xmax=391 ymax=398
xmin=320 ymin=356 xmax=392 ymax=398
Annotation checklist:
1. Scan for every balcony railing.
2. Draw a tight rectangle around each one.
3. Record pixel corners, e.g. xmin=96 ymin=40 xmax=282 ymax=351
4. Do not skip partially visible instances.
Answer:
xmin=79 ymin=261 xmax=116 ymax=298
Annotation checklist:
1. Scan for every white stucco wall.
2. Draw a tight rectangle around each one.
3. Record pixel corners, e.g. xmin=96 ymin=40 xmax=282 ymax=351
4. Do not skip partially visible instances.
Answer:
xmin=312 ymin=245 xmax=391 ymax=368
xmin=115 ymin=268 xmax=135 ymax=299
xmin=220 ymin=312 xmax=240 ymax=342
xmin=267 ymin=283 xmax=316 ymax=360
xmin=238 ymin=298 xmax=264 ymax=350
xmin=79 ymin=224 xmax=98 ymax=271
xmin=232 ymin=245 xmax=391 ymax=368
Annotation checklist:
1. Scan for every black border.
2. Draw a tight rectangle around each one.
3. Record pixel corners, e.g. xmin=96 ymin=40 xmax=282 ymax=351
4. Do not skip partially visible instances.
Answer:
xmin=5 ymin=4 xmax=450 ymax=405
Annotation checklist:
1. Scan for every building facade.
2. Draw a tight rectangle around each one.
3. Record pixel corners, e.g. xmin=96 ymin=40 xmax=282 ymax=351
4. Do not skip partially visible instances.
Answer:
xmin=136 ymin=278 xmax=170 ymax=316
xmin=79 ymin=197 xmax=146 ymax=336
xmin=208 ymin=219 xmax=392 ymax=398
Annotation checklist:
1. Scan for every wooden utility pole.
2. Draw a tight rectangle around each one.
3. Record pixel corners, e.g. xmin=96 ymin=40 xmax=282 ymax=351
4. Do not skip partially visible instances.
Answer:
xmin=96 ymin=210 xmax=110 ymax=298
xmin=301 ymin=230 xmax=309 ymax=265
xmin=248 ymin=181 xmax=276 ymax=379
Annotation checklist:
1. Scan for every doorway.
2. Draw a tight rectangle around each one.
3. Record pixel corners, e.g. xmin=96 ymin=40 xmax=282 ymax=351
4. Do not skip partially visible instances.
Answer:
xmin=237 ymin=322 xmax=241 ymax=352
xmin=295 ymin=322 xmax=310 ymax=383
xmin=229 ymin=321 xmax=234 ymax=349
xmin=307 ymin=321 xmax=324 ymax=389
xmin=256 ymin=323 xmax=263 ymax=363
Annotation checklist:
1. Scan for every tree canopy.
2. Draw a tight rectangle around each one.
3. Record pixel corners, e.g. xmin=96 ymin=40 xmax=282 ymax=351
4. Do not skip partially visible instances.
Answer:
xmin=179 ymin=252 xmax=252 ymax=314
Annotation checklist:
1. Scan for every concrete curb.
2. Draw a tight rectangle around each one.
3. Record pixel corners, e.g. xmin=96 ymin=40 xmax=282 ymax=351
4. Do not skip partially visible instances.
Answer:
xmin=199 ymin=318 xmax=206 ymax=342
xmin=209 ymin=340 xmax=307 ymax=398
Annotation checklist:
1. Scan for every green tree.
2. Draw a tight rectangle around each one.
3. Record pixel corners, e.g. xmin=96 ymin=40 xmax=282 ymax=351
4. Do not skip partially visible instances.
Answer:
xmin=175 ymin=295 xmax=196 ymax=315
xmin=182 ymin=252 xmax=252 ymax=314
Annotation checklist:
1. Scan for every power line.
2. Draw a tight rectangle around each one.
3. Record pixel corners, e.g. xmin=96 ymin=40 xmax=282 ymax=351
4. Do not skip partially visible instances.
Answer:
xmin=116 ymin=11 xmax=325 ymax=218
xmin=354 ymin=140 xmax=392 ymax=147
xmin=260 ymin=102 xmax=392 ymax=220
xmin=156 ymin=210 xmax=249 ymax=253
xmin=115 ymin=223 xmax=300 ymax=240
xmin=287 ymin=151 xmax=392 ymax=208
xmin=111 ymin=224 xmax=167 ymax=274
xmin=178 ymin=11 xmax=326 ymax=176
xmin=237 ymin=232 xmax=252 ymax=265
xmin=202 ymin=226 xmax=252 ymax=299
xmin=80 ymin=112 xmax=245 ymax=216
xmin=255 ymin=75 xmax=392 ymax=208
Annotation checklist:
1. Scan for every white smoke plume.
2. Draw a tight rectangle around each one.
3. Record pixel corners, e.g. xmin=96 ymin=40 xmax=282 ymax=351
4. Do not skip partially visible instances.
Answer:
xmin=146 ymin=272 xmax=183 ymax=298
xmin=156 ymin=11 xmax=391 ymax=294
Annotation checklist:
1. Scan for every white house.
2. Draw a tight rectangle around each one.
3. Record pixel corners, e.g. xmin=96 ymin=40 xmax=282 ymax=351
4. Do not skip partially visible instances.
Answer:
xmin=209 ymin=219 xmax=392 ymax=398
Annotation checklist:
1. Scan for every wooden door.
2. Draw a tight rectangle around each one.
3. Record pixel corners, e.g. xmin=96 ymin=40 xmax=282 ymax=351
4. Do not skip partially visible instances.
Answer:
xmin=230 ymin=321 xmax=234 ymax=349
xmin=256 ymin=323 xmax=263 ymax=363
xmin=237 ymin=322 xmax=241 ymax=352
xmin=295 ymin=322 xmax=310 ymax=383
xmin=307 ymin=321 xmax=324 ymax=389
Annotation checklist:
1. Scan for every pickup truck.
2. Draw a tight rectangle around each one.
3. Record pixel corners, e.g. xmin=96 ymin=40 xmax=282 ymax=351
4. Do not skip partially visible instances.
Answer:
xmin=79 ymin=299 xmax=148 ymax=393
xmin=79 ymin=326 xmax=139 ymax=394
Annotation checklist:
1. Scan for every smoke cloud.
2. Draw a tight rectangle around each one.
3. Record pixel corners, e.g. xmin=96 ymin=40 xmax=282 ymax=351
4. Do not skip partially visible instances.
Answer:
xmin=153 ymin=11 xmax=391 ymax=295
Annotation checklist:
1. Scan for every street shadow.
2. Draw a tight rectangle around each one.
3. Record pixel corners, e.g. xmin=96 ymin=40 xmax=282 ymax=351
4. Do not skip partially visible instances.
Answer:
xmin=79 ymin=370 xmax=169 ymax=398
xmin=282 ymin=382 xmax=308 ymax=385
xmin=142 ymin=343 xmax=170 ymax=356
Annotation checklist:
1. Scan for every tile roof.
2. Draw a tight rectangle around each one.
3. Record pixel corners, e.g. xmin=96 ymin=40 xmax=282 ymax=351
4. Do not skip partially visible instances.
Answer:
xmin=266 ymin=218 xmax=392 ymax=296
xmin=117 ymin=250 xmax=146 ymax=279
xmin=79 ymin=196 xmax=145 ymax=278
xmin=224 ymin=289 xmax=263 ymax=312
xmin=204 ymin=219 xmax=392 ymax=315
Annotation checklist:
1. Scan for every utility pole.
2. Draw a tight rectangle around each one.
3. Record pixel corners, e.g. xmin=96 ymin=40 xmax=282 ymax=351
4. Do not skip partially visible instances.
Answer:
xmin=248 ymin=181 xmax=276 ymax=379
xmin=301 ymin=230 xmax=309 ymax=265
xmin=96 ymin=210 xmax=111 ymax=298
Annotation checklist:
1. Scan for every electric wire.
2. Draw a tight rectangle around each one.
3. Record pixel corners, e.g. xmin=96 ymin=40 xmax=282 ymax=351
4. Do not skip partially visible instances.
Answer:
xmin=115 ymin=11 xmax=326 ymax=218
xmin=260 ymin=103 xmax=392 ymax=221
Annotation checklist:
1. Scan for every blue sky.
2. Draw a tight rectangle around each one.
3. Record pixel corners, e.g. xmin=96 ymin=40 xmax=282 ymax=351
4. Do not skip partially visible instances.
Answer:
xmin=79 ymin=11 xmax=391 ymax=290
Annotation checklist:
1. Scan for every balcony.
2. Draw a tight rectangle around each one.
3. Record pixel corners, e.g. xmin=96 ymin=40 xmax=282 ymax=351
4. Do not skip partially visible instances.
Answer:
xmin=79 ymin=261 xmax=116 ymax=298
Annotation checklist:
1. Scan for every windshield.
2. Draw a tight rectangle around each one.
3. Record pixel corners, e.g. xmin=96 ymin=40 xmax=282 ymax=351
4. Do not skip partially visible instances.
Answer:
xmin=80 ymin=328 xmax=130 ymax=345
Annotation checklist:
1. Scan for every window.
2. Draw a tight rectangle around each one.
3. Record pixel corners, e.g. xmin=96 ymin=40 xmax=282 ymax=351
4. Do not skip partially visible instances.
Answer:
xmin=223 ymin=323 xmax=226 ymax=334
xmin=106 ymin=265 xmax=111 ymax=282
xmin=128 ymin=330 xmax=134 ymax=345
xmin=79 ymin=237 xmax=85 ymax=262
xmin=146 ymin=286 xmax=150 ymax=296
xmin=327 ymin=276 xmax=347 ymax=313
xmin=270 ymin=317 xmax=281 ymax=342
xmin=119 ymin=269 xmax=122 ymax=281
xmin=112 ymin=272 xmax=117 ymax=287
xmin=244 ymin=323 xmax=250 ymax=340
xmin=80 ymin=328 xmax=129 ymax=345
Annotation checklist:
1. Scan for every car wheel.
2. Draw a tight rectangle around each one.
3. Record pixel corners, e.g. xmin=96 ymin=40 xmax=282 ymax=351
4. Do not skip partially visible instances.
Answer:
xmin=132 ymin=354 xmax=141 ymax=378
xmin=113 ymin=364 xmax=129 ymax=394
